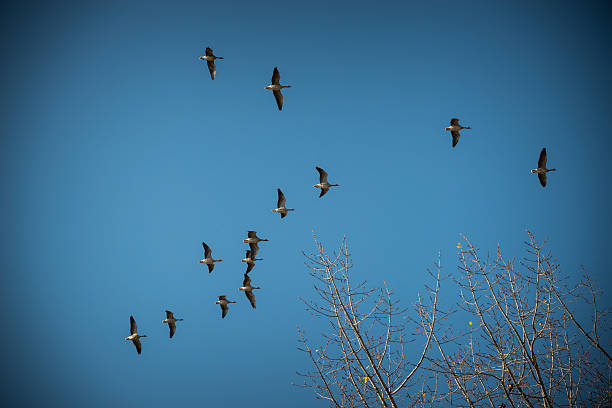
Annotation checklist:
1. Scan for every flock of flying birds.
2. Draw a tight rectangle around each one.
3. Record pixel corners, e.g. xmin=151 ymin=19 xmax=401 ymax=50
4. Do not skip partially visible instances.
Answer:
xmin=125 ymin=163 xmax=338 ymax=354
xmin=124 ymin=47 xmax=558 ymax=355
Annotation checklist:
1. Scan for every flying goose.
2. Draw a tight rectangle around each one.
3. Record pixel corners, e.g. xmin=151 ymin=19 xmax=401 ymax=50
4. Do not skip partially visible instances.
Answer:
xmin=243 ymin=231 xmax=268 ymax=258
xmin=199 ymin=242 xmax=223 ymax=273
xmin=241 ymin=249 xmax=263 ymax=274
xmin=264 ymin=67 xmax=291 ymax=110
xmin=531 ymin=148 xmax=557 ymax=187
xmin=215 ymin=295 xmax=236 ymax=318
xmin=239 ymin=273 xmax=260 ymax=309
xmin=445 ymin=118 xmax=472 ymax=148
xmin=199 ymin=47 xmax=224 ymax=80
xmin=314 ymin=167 xmax=339 ymax=197
xmin=273 ymin=188 xmax=295 ymax=218
xmin=125 ymin=316 xmax=147 ymax=355
xmin=243 ymin=231 xmax=268 ymax=245
xmin=162 ymin=310 xmax=184 ymax=339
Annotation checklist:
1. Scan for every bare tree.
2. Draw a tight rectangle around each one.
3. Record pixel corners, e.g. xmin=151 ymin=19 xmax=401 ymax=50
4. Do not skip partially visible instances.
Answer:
xmin=297 ymin=231 xmax=612 ymax=408
xmin=421 ymin=231 xmax=612 ymax=407
xmin=295 ymin=233 xmax=442 ymax=407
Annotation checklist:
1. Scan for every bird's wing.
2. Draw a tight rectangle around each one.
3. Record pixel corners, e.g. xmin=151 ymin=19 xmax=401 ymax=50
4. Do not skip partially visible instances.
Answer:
xmin=165 ymin=310 xmax=174 ymax=319
xmin=245 ymin=249 xmax=251 ymax=258
xmin=243 ymin=273 xmax=251 ymax=286
xmin=249 ymin=242 xmax=259 ymax=257
xmin=538 ymin=148 xmax=547 ymax=168
xmin=271 ymin=67 xmax=280 ymax=85
xmin=451 ymin=131 xmax=460 ymax=148
xmin=319 ymin=188 xmax=328 ymax=198
xmin=207 ymin=61 xmax=216 ymax=80
xmin=277 ymin=188 xmax=286 ymax=208
xmin=208 ymin=263 xmax=215 ymax=273
xmin=246 ymin=262 xmax=254 ymax=273
xmin=169 ymin=322 xmax=176 ymax=338
xmin=202 ymin=242 xmax=212 ymax=258
xmin=248 ymin=231 xmax=256 ymax=238
xmin=133 ymin=338 xmax=142 ymax=354
xmin=316 ymin=167 xmax=328 ymax=184
xmin=538 ymin=173 xmax=547 ymax=187
xmin=281 ymin=212 xmax=286 ymax=218
xmin=221 ymin=303 xmax=229 ymax=318
xmin=245 ymin=291 xmax=256 ymax=309
xmin=130 ymin=316 xmax=137 ymax=335
xmin=273 ymin=90 xmax=283 ymax=111
xmin=219 ymin=295 xmax=226 ymax=300
xmin=450 ymin=118 xmax=459 ymax=126
xmin=205 ymin=47 xmax=213 ymax=56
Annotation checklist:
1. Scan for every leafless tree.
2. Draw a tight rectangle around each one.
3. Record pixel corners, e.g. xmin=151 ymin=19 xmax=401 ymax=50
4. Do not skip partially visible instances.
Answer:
xmin=420 ymin=231 xmax=612 ymax=407
xmin=297 ymin=231 xmax=612 ymax=408
xmin=295 ymin=233 xmax=443 ymax=407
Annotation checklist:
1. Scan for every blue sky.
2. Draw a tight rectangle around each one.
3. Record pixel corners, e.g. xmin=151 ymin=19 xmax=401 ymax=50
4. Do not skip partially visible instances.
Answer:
xmin=1 ymin=0 xmax=611 ymax=406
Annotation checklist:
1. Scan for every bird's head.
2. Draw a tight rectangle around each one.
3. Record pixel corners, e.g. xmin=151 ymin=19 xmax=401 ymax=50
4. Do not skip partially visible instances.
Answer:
xmin=530 ymin=169 xmax=537 ymax=174
xmin=199 ymin=259 xmax=205 ymax=263
xmin=264 ymin=85 xmax=272 ymax=90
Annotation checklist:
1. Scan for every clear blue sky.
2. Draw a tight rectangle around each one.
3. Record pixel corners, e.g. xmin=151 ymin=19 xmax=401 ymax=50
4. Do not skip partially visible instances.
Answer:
xmin=1 ymin=0 xmax=611 ymax=406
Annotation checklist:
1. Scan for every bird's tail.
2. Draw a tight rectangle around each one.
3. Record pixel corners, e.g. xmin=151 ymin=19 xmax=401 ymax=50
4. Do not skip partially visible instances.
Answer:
xmin=464 ymin=126 xmax=472 ymax=129
xmin=549 ymin=168 xmax=557 ymax=171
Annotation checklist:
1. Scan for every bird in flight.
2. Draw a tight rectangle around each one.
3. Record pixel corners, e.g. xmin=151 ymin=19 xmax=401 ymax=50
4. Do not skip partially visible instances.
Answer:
xmin=445 ymin=118 xmax=472 ymax=148
xmin=199 ymin=242 xmax=223 ymax=273
xmin=243 ymin=231 xmax=268 ymax=259
xmin=215 ymin=295 xmax=236 ymax=318
xmin=264 ymin=67 xmax=291 ymax=110
xmin=531 ymin=148 xmax=557 ymax=187
xmin=314 ymin=167 xmax=339 ymax=197
xmin=273 ymin=188 xmax=295 ymax=218
xmin=125 ymin=316 xmax=147 ymax=355
xmin=162 ymin=310 xmax=184 ymax=339
xmin=199 ymin=47 xmax=224 ymax=80
xmin=241 ymin=249 xmax=263 ymax=274
xmin=239 ymin=273 xmax=260 ymax=309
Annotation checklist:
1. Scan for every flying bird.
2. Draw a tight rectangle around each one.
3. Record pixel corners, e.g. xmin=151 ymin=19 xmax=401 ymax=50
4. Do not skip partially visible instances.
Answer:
xmin=239 ymin=273 xmax=261 ymax=309
xmin=264 ymin=67 xmax=291 ymax=110
xmin=273 ymin=188 xmax=295 ymax=218
xmin=243 ymin=231 xmax=268 ymax=245
xmin=199 ymin=242 xmax=223 ymax=273
xmin=243 ymin=231 xmax=268 ymax=258
xmin=531 ymin=148 xmax=557 ymax=187
xmin=314 ymin=167 xmax=339 ymax=197
xmin=162 ymin=310 xmax=184 ymax=339
xmin=241 ymin=249 xmax=263 ymax=274
xmin=445 ymin=118 xmax=472 ymax=148
xmin=125 ymin=316 xmax=147 ymax=355
xmin=199 ymin=47 xmax=224 ymax=80
xmin=215 ymin=295 xmax=236 ymax=318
